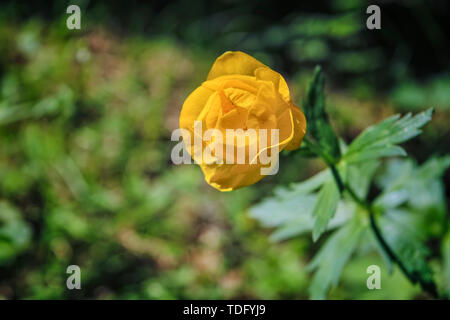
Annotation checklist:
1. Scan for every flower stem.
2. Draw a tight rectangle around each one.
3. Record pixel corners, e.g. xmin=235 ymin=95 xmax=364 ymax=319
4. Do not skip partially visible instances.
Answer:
xmin=327 ymin=161 xmax=439 ymax=298
xmin=301 ymin=135 xmax=442 ymax=298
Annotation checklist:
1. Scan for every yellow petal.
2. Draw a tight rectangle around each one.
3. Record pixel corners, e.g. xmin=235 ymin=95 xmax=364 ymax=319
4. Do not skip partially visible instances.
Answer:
xmin=207 ymin=51 xmax=267 ymax=80
xmin=201 ymin=162 xmax=265 ymax=191
xmin=255 ymin=67 xmax=291 ymax=103
xmin=179 ymin=85 xmax=214 ymax=130
xmin=285 ymin=103 xmax=307 ymax=151
xmin=202 ymin=75 xmax=256 ymax=92
xmin=217 ymin=104 xmax=249 ymax=130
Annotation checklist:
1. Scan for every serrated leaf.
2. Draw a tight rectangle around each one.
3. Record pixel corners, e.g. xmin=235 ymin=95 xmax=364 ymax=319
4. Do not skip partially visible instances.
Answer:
xmin=375 ymin=156 xmax=450 ymax=210
xmin=375 ymin=159 xmax=414 ymax=191
xmin=414 ymin=156 xmax=450 ymax=182
xmin=249 ymin=194 xmax=317 ymax=229
xmin=280 ymin=169 xmax=330 ymax=197
xmin=303 ymin=66 xmax=341 ymax=161
xmin=346 ymin=160 xmax=380 ymax=199
xmin=343 ymin=145 xmax=406 ymax=163
xmin=312 ymin=179 xmax=340 ymax=241
xmin=343 ymin=108 xmax=433 ymax=164
xmin=249 ymin=171 xmax=354 ymax=242
xmin=269 ymin=200 xmax=354 ymax=242
xmin=379 ymin=209 xmax=435 ymax=289
xmin=308 ymin=217 xmax=366 ymax=299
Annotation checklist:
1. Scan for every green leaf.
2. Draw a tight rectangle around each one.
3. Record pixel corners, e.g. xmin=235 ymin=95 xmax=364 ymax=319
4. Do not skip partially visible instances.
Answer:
xmin=344 ymin=145 xmax=406 ymax=163
xmin=249 ymin=194 xmax=316 ymax=229
xmin=343 ymin=108 xmax=433 ymax=163
xmin=249 ymin=170 xmax=353 ymax=242
xmin=308 ymin=216 xmax=366 ymax=299
xmin=303 ymin=66 xmax=341 ymax=161
xmin=375 ymin=157 xmax=450 ymax=211
xmin=312 ymin=179 xmax=340 ymax=241
xmin=379 ymin=209 xmax=435 ymax=289
xmin=281 ymin=169 xmax=330 ymax=197
xmin=346 ymin=160 xmax=380 ymax=199
xmin=414 ymin=156 xmax=450 ymax=182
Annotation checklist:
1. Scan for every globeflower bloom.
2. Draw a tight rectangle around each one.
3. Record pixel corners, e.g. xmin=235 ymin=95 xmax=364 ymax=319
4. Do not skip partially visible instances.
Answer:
xmin=179 ymin=51 xmax=306 ymax=191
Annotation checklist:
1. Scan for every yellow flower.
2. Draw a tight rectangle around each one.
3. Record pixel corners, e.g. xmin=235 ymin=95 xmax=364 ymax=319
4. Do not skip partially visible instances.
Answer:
xmin=179 ymin=51 xmax=306 ymax=191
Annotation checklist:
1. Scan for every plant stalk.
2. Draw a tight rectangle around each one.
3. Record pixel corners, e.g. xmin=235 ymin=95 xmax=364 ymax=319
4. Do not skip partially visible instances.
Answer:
xmin=329 ymin=162 xmax=439 ymax=299
xmin=304 ymin=135 xmax=440 ymax=298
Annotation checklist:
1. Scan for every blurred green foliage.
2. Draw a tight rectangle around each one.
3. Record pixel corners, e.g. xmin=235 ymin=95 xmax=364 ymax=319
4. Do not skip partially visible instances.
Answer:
xmin=0 ymin=0 xmax=449 ymax=299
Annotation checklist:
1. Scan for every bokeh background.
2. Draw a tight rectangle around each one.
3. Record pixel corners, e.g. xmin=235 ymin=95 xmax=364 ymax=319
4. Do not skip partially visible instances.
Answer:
xmin=0 ymin=0 xmax=449 ymax=299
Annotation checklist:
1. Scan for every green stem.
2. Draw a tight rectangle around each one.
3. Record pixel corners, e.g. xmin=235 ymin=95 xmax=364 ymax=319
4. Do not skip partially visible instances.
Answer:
xmin=304 ymin=136 xmax=440 ymax=298
xmin=329 ymin=161 xmax=439 ymax=298
xmin=368 ymin=209 xmax=439 ymax=298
